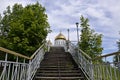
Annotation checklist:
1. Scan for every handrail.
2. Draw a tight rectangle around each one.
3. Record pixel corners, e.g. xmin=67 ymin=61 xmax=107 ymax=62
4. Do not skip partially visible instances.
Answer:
xmin=0 ymin=43 xmax=45 ymax=60
xmin=0 ymin=47 xmax=30 ymax=59
xmin=0 ymin=42 xmax=46 ymax=80
xmin=0 ymin=44 xmax=44 ymax=60
xmin=69 ymin=42 xmax=92 ymax=60
xmin=92 ymin=51 xmax=120 ymax=61
xmin=30 ymin=44 xmax=44 ymax=59
xmin=79 ymin=49 xmax=92 ymax=60
xmin=69 ymin=42 xmax=93 ymax=80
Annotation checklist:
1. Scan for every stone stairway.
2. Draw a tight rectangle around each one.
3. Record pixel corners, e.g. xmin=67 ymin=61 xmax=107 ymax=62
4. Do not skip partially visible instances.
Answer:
xmin=34 ymin=47 xmax=86 ymax=80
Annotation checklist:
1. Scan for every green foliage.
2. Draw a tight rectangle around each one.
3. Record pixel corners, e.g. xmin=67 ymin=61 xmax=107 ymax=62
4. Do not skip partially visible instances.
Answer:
xmin=0 ymin=2 xmax=50 ymax=56
xmin=79 ymin=15 xmax=103 ymax=58
xmin=113 ymin=40 xmax=120 ymax=65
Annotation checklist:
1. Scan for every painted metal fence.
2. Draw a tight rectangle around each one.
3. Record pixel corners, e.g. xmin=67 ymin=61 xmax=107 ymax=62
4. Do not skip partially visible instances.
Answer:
xmin=0 ymin=43 xmax=46 ymax=80
xmin=68 ymin=41 xmax=120 ymax=80
xmin=68 ymin=42 xmax=93 ymax=80
xmin=92 ymin=52 xmax=120 ymax=80
xmin=0 ymin=40 xmax=120 ymax=80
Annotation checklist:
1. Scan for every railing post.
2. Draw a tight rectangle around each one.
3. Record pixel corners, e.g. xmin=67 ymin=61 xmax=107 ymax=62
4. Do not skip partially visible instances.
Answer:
xmin=14 ymin=56 xmax=18 ymax=80
xmin=77 ymin=48 xmax=79 ymax=65
xmin=3 ymin=53 xmax=8 ymax=80
xmin=27 ymin=60 xmax=31 ymax=80
xmin=90 ymin=60 xmax=94 ymax=80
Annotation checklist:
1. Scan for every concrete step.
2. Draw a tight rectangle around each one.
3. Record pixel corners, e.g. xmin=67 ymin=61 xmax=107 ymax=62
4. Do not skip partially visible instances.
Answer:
xmin=37 ymin=70 xmax=80 ymax=73
xmin=38 ymin=67 xmax=79 ymax=70
xmin=40 ymin=66 xmax=77 ymax=68
xmin=35 ymin=76 xmax=84 ymax=80
xmin=34 ymin=47 xmax=86 ymax=80
xmin=36 ymin=72 xmax=82 ymax=76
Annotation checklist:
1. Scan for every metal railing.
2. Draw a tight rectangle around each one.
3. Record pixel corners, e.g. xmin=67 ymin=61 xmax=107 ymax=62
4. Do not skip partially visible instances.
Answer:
xmin=92 ymin=52 xmax=120 ymax=80
xmin=1 ymin=40 xmax=120 ymax=80
xmin=68 ymin=41 xmax=120 ymax=80
xmin=68 ymin=42 xmax=93 ymax=80
xmin=0 ymin=42 xmax=47 ymax=80
xmin=0 ymin=47 xmax=29 ymax=80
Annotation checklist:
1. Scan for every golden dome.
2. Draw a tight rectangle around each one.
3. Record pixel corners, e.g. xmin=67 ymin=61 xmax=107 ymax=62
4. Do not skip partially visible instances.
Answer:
xmin=55 ymin=33 xmax=66 ymax=40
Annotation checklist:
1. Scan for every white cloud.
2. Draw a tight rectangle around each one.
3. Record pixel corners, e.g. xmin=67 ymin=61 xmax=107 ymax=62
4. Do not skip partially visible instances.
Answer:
xmin=0 ymin=0 xmax=120 ymax=54
xmin=0 ymin=0 xmax=35 ymax=15
xmin=44 ymin=0 xmax=120 ymax=54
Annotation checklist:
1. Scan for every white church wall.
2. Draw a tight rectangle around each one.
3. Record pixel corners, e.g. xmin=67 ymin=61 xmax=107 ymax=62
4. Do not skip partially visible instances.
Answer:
xmin=54 ymin=39 xmax=67 ymax=52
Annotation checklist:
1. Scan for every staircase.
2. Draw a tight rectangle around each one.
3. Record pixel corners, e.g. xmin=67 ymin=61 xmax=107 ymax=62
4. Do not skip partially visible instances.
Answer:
xmin=34 ymin=47 xmax=86 ymax=80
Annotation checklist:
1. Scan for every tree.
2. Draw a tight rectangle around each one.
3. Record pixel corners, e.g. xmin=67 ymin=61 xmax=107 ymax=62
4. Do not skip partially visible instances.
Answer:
xmin=113 ymin=35 xmax=120 ymax=66
xmin=79 ymin=16 xmax=103 ymax=58
xmin=0 ymin=14 xmax=2 ymax=35
xmin=0 ymin=2 xmax=50 ymax=56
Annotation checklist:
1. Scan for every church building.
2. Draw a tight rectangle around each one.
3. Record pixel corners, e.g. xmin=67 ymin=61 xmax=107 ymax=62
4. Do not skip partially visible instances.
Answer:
xmin=54 ymin=32 xmax=66 ymax=47
xmin=54 ymin=32 xmax=69 ymax=52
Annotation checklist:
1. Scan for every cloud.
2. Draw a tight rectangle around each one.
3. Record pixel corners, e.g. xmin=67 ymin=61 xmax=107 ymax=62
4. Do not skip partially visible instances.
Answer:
xmin=0 ymin=0 xmax=120 ymax=54
xmin=0 ymin=0 xmax=35 ymax=15
xmin=43 ymin=0 xmax=120 ymax=54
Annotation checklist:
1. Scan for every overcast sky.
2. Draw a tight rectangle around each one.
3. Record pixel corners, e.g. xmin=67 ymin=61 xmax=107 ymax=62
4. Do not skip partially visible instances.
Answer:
xmin=0 ymin=0 xmax=120 ymax=55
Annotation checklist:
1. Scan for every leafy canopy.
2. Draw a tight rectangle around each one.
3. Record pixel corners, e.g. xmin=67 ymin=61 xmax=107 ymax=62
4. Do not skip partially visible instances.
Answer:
xmin=0 ymin=2 xmax=50 ymax=56
xmin=113 ymin=39 xmax=120 ymax=65
xmin=79 ymin=15 xmax=103 ymax=58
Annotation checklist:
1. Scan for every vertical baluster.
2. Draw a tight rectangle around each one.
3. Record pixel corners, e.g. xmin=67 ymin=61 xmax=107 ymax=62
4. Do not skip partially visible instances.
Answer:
xmin=24 ymin=61 xmax=28 ymax=80
xmin=114 ymin=64 xmax=117 ymax=80
xmin=105 ymin=57 xmax=108 ymax=80
xmin=24 ymin=64 xmax=26 ymax=79
xmin=106 ymin=57 xmax=112 ymax=80
xmin=7 ymin=63 xmax=11 ymax=80
xmin=108 ymin=60 xmax=112 ymax=80
xmin=102 ymin=58 xmax=105 ymax=80
xmin=35 ymin=55 xmax=37 ymax=71
xmin=105 ymin=57 xmax=108 ymax=79
xmin=11 ymin=63 xmax=15 ymax=80
xmin=99 ymin=63 xmax=102 ymax=80
xmin=97 ymin=61 xmax=100 ymax=79
xmin=81 ymin=53 xmax=83 ymax=68
xmin=20 ymin=63 xmax=23 ymax=80
xmin=38 ymin=50 xmax=40 ymax=68
xmin=94 ymin=62 xmax=96 ymax=79
xmin=116 ymin=55 xmax=119 ymax=79
xmin=90 ymin=60 xmax=94 ymax=80
xmin=109 ymin=63 xmax=113 ymax=80
xmin=95 ymin=64 xmax=97 ymax=80
xmin=17 ymin=63 xmax=20 ymax=80
xmin=87 ymin=61 xmax=90 ymax=78
xmin=27 ymin=60 xmax=31 ymax=80
xmin=14 ymin=56 xmax=18 ymax=80
xmin=24 ymin=59 xmax=26 ymax=80
xmin=98 ymin=64 xmax=99 ymax=80
xmin=20 ymin=59 xmax=25 ymax=80
xmin=87 ymin=60 xmax=89 ymax=74
xmin=100 ymin=64 xmax=103 ymax=80
xmin=84 ymin=57 xmax=86 ymax=72
xmin=3 ymin=53 xmax=8 ymax=80
xmin=98 ymin=61 xmax=100 ymax=79
xmin=37 ymin=51 xmax=39 ymax=69
xmin=88 ymin=61 xmax=90 ymax=75
xmin=31 ymin=59 xmax=33 ymax=78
